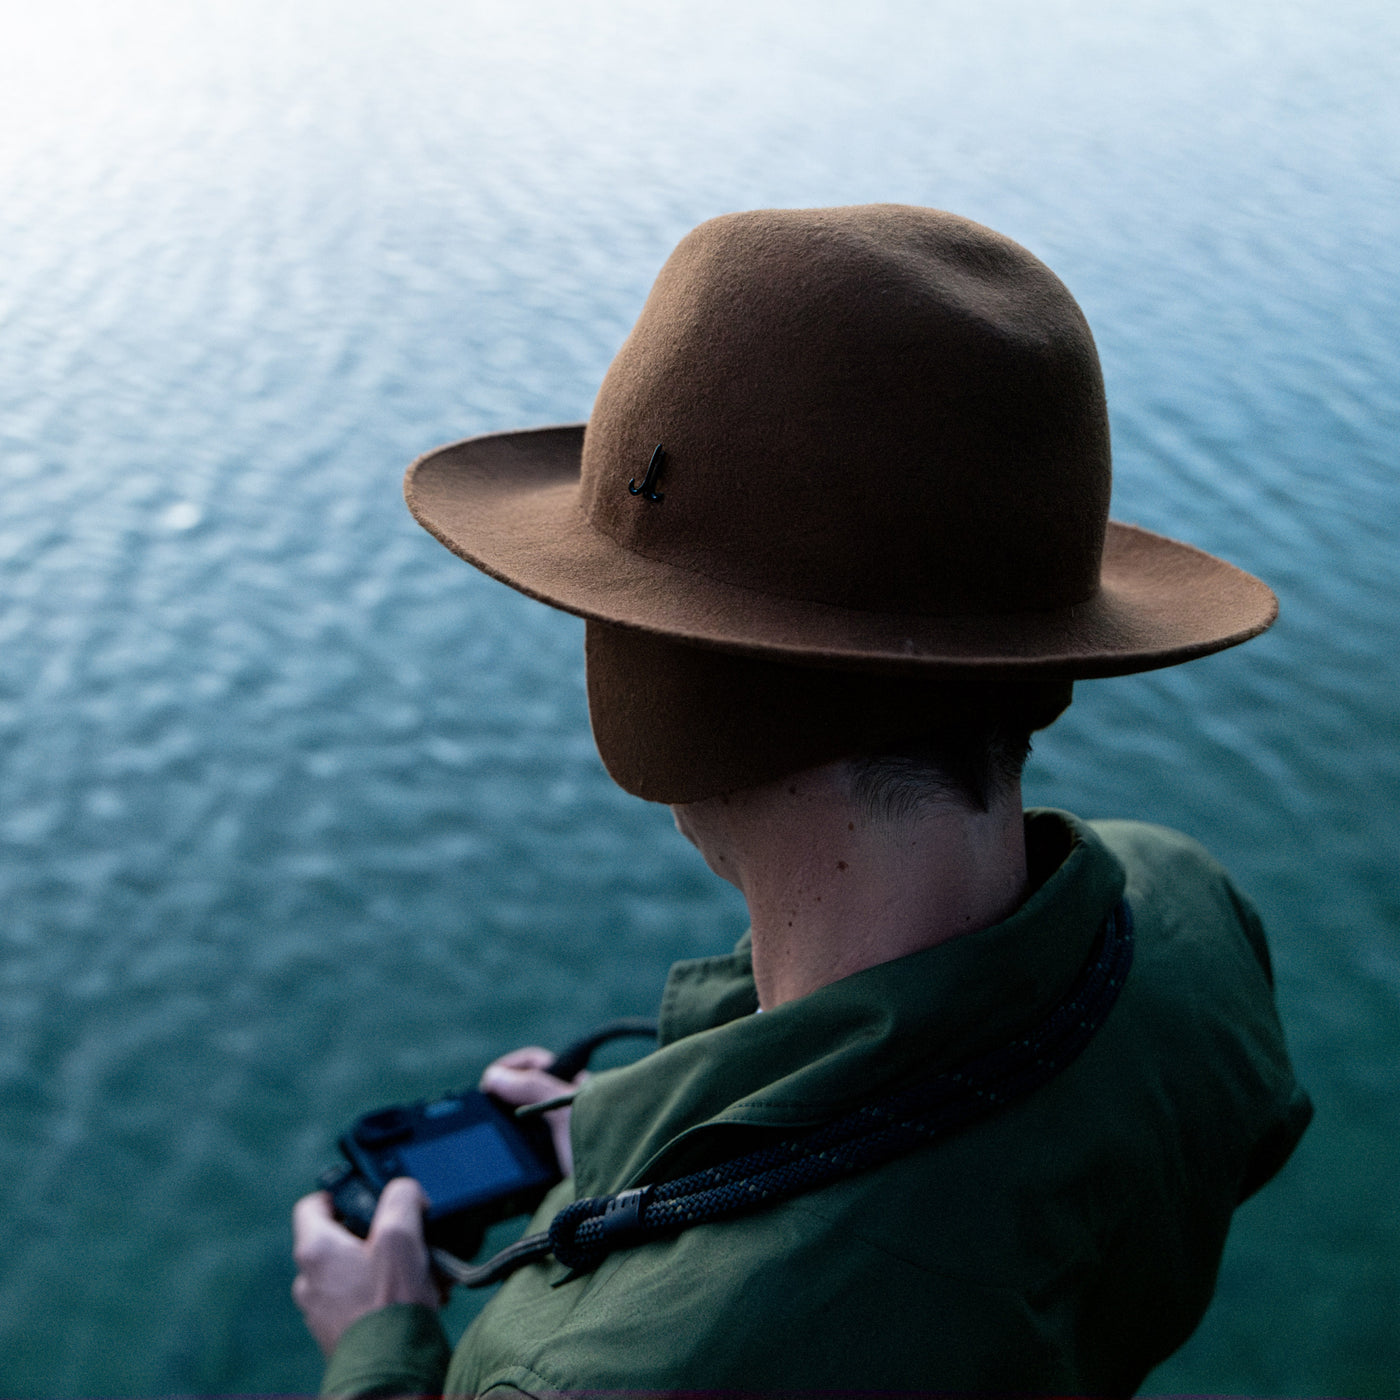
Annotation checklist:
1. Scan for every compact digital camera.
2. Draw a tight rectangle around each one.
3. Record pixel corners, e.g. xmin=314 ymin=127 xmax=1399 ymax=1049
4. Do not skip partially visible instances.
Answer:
xmin=319 ymin=1019 xmax=655 ymax=1261
xmin=320 ymin=1089 xmax=562 ymax=1259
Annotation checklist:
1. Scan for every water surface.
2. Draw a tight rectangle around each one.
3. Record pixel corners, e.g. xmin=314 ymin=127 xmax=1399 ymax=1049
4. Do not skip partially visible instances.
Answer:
xmin=0 ymin=2 xmax=1397 ymax=1394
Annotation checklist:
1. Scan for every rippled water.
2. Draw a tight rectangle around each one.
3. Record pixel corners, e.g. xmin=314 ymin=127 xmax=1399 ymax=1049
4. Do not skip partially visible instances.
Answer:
xmin=0 ymin=1 xmax=1397 ymax=1395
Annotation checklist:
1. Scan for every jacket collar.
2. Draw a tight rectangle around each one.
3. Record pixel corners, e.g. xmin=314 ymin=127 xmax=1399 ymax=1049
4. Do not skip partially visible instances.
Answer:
xmin=570 ymin=809 xmax=1126 ymax=1197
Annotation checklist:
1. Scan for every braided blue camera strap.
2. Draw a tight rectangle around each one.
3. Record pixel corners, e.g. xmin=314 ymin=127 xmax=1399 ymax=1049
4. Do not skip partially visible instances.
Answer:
xmin=443 ymin=899 xmax=1133 ymax=1288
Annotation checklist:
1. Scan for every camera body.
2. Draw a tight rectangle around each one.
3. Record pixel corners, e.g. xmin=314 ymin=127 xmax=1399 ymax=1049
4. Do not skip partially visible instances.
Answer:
xmin=321 ymin=1088 xmax=562 ymax=1259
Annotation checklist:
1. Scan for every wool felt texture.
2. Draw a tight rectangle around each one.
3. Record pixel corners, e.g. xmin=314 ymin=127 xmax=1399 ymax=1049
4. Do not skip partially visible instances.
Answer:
xmin=405 ymin=205 xmax=1276 ymax=678
xmin=584 ymin=619 xmax=1073 ymax=803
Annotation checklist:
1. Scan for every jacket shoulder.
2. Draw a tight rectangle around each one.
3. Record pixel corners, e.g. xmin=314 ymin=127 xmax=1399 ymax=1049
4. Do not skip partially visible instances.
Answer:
xmin=1087 ymin=818 xmax=1273 ymax=980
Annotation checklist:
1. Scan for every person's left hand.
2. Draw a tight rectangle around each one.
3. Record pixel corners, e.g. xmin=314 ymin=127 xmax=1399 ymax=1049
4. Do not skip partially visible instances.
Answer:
xmin=292 ymin=1176 xmax=441 ymax=1357
xmin=480 ymin=1046 xmax=581 ymax=1175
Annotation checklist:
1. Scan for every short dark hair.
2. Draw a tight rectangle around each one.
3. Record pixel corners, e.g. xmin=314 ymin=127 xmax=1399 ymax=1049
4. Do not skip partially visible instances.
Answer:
xmin=847 ymin=717 xmax=1032 ymax=820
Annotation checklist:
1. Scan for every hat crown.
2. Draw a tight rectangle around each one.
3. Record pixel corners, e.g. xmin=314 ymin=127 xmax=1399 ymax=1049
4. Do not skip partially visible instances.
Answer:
xmin=580 ymin=205 xmax=1111 ymax=618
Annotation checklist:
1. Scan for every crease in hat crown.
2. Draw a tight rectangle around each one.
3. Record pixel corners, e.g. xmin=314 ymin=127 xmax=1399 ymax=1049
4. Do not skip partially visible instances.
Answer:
xmin=404 ymin=203 xmax=1277 ymax=678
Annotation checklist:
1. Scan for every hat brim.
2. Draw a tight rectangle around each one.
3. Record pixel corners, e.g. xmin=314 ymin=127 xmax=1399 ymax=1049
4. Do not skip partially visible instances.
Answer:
xmin=405 ymin=424 xmax=1277 ymax=679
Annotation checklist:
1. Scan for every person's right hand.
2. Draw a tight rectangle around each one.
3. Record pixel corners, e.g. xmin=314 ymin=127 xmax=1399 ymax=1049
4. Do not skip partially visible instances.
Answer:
xmin=480 ymin=1046 xmax=581 ymax=1175
xmin=292 ymin=1177 xmax=440 ymax=1358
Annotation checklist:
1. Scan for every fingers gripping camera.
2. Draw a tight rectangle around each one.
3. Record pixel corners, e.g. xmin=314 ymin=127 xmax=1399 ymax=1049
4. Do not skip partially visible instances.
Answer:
xmin=318 ymin=1020 xmax=656 ymax=1261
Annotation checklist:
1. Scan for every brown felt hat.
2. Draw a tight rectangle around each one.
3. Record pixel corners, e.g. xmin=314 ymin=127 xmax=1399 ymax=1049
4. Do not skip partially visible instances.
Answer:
xmin=406 ymin=205 xmax=1277 ymax=801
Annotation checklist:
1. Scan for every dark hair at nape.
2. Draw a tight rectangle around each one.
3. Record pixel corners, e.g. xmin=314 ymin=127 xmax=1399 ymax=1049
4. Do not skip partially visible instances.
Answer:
xmin=847 ymin=718 xmax=1033 ymax=820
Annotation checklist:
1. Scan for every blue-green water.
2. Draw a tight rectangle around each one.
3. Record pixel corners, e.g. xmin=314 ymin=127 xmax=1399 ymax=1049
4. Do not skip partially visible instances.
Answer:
xmin=1 ymin=1 xmax=1397 ymax=1394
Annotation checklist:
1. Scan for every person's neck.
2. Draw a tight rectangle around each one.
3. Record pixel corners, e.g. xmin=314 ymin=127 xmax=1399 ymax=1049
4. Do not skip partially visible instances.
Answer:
xmin=674 ymin=765 xmax=1028 ymax=1011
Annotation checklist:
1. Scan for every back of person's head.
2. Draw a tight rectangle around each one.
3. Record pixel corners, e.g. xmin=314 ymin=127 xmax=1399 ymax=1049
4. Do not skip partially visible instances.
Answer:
xmin=584 ymin=620 xmax=1054 ymax=807
xmin=406 ymin=205 xmax=1277 ymax=808
xmin=846 ymin=722 xmax=1034 ymax=821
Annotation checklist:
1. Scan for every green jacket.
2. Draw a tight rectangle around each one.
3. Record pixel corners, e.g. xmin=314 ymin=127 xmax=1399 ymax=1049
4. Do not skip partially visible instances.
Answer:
xmin=323 ymin=811 xmax=1311 ymax=1397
